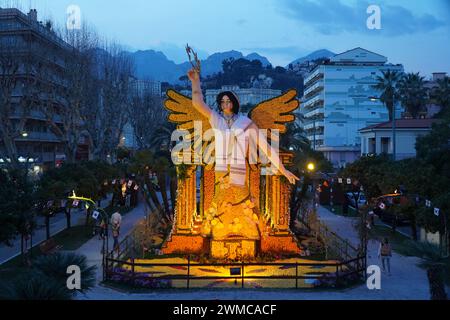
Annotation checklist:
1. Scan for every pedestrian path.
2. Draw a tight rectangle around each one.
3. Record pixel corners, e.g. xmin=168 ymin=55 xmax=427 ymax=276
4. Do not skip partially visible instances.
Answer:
xmin=316 ymin=205 xmax=430 ymax=299
xmin=74 ymin=194 xmax=149 ymax=283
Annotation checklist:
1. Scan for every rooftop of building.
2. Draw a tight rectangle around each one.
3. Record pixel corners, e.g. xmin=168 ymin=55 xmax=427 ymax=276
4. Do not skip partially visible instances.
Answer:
xmin=0 ymin=7 xmax=72 ymax=51
xmin=305 ymin=47 xmax=403 ymax=80
xmin=359 ymin=118 xmax=440 ymax=132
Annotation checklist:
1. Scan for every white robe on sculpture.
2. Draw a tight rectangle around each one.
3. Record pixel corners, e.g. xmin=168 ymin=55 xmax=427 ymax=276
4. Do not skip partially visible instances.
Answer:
xmin=209 ymin=110 xmax=253 ymax=186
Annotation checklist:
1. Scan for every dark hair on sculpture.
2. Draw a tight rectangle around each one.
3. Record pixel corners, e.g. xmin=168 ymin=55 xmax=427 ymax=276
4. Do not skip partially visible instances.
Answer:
xmin=216 ymin=91 xmax=240 ymax=114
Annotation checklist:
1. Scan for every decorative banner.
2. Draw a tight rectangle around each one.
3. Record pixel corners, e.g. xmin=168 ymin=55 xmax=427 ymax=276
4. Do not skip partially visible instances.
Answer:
xmin=425 ymin=200 xmax=431 ymax=207
xmin=338 ymin=178 xmax=343 ymax=184
xmin=92 ymin=210 xmax=100 ymax=220
xmin=434 ymin=208 xmax=440 ymax=216
xmin=347 ymin=178 xmax=351 ymax=184
xmin=379 ymin=202 xmax=386 ymax=210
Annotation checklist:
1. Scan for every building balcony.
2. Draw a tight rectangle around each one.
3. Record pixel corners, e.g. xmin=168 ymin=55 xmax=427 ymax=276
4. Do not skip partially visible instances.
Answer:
xmin=304 ymin=107 xmax=324 ymax=119
xmin=301 ymin=94 xmax=324 ymax=109
xmin=303 ymin=80 xmax=324 ymax=97
xmin=307 ymin=134 xmax=324 ymax=141
xmin=303 ymin=120 xmax=324 ymax=131
xmin=304 ymin=69 xmax=323 ymax=86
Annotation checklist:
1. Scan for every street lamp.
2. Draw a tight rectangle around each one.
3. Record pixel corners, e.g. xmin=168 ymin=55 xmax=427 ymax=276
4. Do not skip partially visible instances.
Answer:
xmin=306 ymin=162 xmax=317 ymax=209
xmin=21 ymin=132 xmax=28 ymax=137
xmin=368 ymin=96 xmax=396 ymax=161
xmin=68 ymin=191 xmax=109 ymax=281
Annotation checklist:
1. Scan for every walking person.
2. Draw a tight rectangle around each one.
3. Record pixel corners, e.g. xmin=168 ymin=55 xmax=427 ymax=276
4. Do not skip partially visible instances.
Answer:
xmin=378 ymin=237 xmax=393 ymax=275
xmin=110 ymin=211 xmax=122 ymax=254
xmin=112 ymin=222 xmax=120 ymax=254
xmin=99 ymin=218 xmax=106 ymax=240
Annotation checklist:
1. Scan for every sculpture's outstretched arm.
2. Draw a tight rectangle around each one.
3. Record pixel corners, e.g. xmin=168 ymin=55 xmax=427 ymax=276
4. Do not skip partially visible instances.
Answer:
xmin=188 ymin=68 xmax=213 ymax=120
xmin=249 ymin=122 xmax=299 ymax=185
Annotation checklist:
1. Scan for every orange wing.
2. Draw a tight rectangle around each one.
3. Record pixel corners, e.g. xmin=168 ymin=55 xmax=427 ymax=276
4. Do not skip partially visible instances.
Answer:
xmin=164 ymin=89 xmax=211 ymax=131
xmin=248 ymin=89 xmax=299 ymax=133
xmin=164 ymin=89 xmax=214 ymax=166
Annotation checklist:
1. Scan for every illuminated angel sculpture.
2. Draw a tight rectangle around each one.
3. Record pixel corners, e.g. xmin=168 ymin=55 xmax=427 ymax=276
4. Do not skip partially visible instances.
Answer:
xmin=164 ymin=47 xmax=300 ymax=259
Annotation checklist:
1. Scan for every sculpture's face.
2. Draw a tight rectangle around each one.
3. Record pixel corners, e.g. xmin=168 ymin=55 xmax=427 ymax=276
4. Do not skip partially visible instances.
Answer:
xmin=220 ymin=95 xmax=234 ymax=115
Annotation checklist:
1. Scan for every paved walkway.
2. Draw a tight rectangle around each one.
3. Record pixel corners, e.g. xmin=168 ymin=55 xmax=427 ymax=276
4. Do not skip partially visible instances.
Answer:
xmin=75 ymin=193 xmax=150 ymax=283
xmin=315 ymin=205 xmax=431 ymax=299
xmin=78 ymin=204 xmax=435 ymax=300
xmin=0 ymin=195 xmax=115 ymax=265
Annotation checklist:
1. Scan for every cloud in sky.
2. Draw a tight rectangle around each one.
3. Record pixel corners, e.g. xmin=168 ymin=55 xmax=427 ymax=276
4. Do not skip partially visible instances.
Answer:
xmin=278 ymin=0 xmax=448 ymax=36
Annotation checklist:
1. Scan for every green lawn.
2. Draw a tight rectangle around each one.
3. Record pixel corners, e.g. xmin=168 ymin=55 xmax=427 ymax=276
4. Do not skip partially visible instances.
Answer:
xmin=0 ymin=225 xmax=95 ymax=273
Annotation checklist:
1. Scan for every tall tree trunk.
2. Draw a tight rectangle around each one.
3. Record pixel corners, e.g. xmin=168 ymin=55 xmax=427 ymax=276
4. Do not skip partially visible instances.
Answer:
xmin=427 ymin=265 xmax=448 ymax=300
xmin=66 ymin=207 xmax=72 ymax=229
xmin=20 ymin=234 xmax=24 ymax=262
xmin=85 ymin=208 xmax=91 ymax=226
xmin=157 ymin=172 xmax=170 ymax=216
xmin=169 ymin=176 xmax=177 ymax=217
xmin=411 ymin=216 xmax=417 ymax=241
xmin=45 ymin=215 xmax=50 ymax=240
xmin=2 ymin=135 xmax=20 ymax=169
xmin=144 ymin=174 xmax=163 ymax=211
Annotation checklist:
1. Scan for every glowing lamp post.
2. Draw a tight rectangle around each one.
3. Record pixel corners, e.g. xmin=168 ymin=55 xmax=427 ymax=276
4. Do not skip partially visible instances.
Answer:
xmin=306 ymin=162 xmax=317 ymax=208
xmin=68 ymin=191 xmax=109 ymax=281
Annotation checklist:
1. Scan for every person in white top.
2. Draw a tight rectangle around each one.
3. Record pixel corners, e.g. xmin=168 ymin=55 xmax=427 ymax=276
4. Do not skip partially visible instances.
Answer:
xmin=110 ymin=211 xmax=122 ymax=226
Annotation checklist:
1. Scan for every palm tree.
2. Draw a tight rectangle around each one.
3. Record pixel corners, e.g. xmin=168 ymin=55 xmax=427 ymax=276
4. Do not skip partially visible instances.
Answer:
xmin=280 ymin=120 xmax=311 ymax=152
xmin=128 ymin=150 xmax=163 ymax=212
xmin=149 ymin=122 xmax=177 ymax=152
xmin=0 ymin=272 xmax=72 ymax=300
xmin=431 ymin=76 xmax=450 ymax=119
xmin=0 ymin=252 xmax=97 ymax=300
xmin=168 ymin=165 xmax=178 ymax=218
xmin=153 ymin=156 xmax=172 ymax=217
xmin=403 ymin=241 xmax=448 ymax=300
xmin=32 ymin=252 xmax=97 ymax=295
xmin=372 ymin=70 xmax=403 ymax=121
xmin=398 ymin=72 xmax=428 ymax=119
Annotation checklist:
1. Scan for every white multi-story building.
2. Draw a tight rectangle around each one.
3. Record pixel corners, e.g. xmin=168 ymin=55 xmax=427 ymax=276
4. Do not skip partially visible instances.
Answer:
xmin=300 ymin=47 xmax=404 ymax=168
xmin=130 ymin=78 xmax=161 ymax=97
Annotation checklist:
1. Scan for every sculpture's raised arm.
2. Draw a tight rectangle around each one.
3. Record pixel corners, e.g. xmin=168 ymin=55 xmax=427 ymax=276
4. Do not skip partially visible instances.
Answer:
xmin=187 ymin=68 xmax=213 ymax=120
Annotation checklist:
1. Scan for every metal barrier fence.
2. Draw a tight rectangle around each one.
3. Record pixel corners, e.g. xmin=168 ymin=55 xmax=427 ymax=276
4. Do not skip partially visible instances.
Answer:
xmin=105 ymin=225 xmax=366 ymax=289
xmin=105 ymin=254 xmax=365 ymax=289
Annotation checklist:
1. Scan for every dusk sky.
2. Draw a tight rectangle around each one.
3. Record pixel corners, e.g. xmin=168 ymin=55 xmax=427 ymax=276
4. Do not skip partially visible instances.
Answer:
xmin=6 ymin=0 xmax=450 ymax=77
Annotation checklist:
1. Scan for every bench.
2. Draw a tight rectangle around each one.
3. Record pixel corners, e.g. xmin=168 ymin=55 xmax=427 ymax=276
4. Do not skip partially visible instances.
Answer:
xmin=39 ymin=238 xmax=63 ymax=255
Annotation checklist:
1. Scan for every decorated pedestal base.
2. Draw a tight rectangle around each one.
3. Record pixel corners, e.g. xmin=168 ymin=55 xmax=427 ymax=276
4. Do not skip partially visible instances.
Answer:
xmin=260 ymin=233 xmax=302 ymax=255
xmin=162 ymin=234 xmax=207 ymax=255
xmin=211 ymin=239 xmax=256 ymax=260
